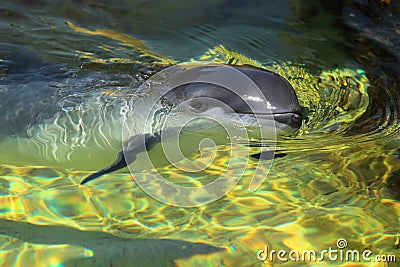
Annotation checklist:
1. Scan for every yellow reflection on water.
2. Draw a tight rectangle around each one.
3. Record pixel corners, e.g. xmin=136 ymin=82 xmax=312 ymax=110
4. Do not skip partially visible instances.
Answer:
xmin=1 ymin=134 xmax=400 ymax=266
xmin=0 ymin=243 xmax=93 ymax=267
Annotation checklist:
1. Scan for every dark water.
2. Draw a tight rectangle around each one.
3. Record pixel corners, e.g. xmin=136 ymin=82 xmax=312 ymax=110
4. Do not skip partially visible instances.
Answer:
xmin=0 ymin=0 xmax=399 ymax=266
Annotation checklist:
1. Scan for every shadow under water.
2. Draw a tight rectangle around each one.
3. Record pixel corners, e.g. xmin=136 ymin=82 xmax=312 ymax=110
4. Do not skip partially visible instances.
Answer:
xmin=0 ymin=219 xmax=222 ymax=266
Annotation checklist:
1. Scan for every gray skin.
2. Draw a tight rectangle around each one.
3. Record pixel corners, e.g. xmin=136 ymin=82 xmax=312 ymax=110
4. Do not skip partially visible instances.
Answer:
xmin=81 ymin=65 xmax=303 ymax=185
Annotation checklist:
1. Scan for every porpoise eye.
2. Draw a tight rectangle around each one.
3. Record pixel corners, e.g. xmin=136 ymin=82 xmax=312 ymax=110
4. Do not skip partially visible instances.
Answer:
xmin=189 ymin=99 xmax=205 ymax=112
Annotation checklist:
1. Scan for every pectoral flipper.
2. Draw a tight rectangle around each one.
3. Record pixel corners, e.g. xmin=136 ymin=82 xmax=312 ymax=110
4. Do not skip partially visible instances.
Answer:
xmin=80 ymin=133 xmax=161 ymax=185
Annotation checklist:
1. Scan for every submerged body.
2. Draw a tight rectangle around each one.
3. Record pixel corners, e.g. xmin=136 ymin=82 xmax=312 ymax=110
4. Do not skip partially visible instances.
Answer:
xmin=0 ymin=53 xmax=133 ymax=170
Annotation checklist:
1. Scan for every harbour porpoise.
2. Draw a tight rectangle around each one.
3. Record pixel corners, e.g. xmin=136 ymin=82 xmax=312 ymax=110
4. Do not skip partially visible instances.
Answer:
xmin=81 ymin=64 xmax=302 ymax=184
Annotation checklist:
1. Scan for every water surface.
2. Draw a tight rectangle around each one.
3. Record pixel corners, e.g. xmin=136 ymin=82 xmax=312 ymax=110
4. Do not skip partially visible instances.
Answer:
xmin=0 ymin=0 xmax=399 ymax=266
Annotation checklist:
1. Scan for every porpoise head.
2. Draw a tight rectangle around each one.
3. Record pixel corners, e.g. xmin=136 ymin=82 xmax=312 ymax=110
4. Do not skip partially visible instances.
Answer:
xmin=161 ymin=65 xmax=303 ymax=134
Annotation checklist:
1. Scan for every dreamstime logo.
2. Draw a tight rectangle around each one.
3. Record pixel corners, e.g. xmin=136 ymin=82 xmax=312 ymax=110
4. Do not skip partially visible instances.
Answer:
xmin=122 ymin=64 xmax=276 ymax=207
xmin=257 ymin=238 xmax=397 ymax=263
xmin=336 ymin=238 xmax=348 ymax=249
